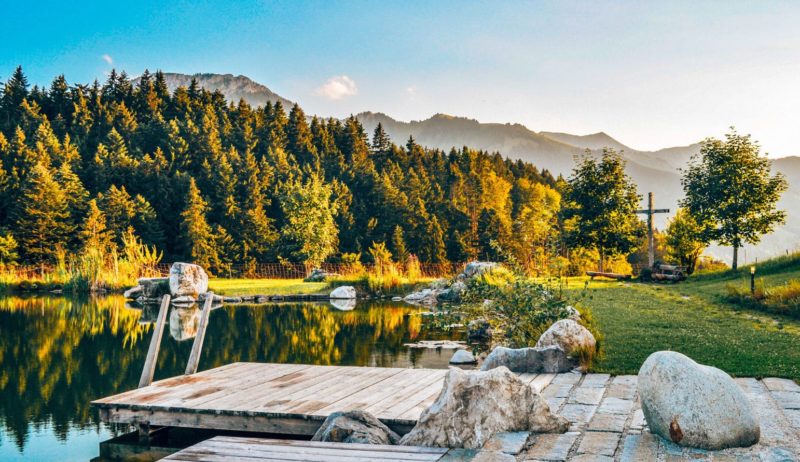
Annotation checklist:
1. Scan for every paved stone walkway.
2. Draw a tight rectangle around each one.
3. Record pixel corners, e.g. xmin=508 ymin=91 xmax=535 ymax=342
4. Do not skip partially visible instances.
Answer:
xmin=459 ymin=373 xmax=800 ymax=461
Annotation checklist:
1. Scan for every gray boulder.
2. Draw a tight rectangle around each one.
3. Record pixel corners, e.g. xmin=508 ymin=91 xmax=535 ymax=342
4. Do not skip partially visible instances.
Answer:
xmin=480 ymin=346 xmax=574 ymax=373
xmin=438 ymin=281 xmax=466 ymax=303
xmin=403 ymin=288 xmax=442 ymax=306
xmin=449 ymin=349 xmax=477 ymax=364
xmin=535 ymin=319 xmax=596 ymax=355
xmin=638 ymin=351 xmax=760 ymax=450
xmin=305 ymin=268 xmax=336 ymax=282
xmin=467 ymin=318 xmax=493 ymax=341
xmin=330 ymin=285 xmax=357 ymax=299
xmin=169 ymin=263 xmax=209 ymax=298
xmin=461 ymin=261 xmax=499 ymax=279
xmin=123 ymin=285 xmax=142 ymax=299
xmin=400 ymin=367 xmax=568 ymax=449
xmin=311 ymin=410 xmax=400 ymax=445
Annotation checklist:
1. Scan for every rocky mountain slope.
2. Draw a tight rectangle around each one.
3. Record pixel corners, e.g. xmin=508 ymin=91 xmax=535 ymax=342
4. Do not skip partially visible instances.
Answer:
xmin=135 ymin=72 xmax=294 ymax=108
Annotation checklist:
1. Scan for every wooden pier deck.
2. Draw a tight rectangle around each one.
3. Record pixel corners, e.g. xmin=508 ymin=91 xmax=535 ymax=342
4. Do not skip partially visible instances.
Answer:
xmin=92 ymin=362 xmax=556 ymax=436
xmin=163 ymin=436 xmax=449 ymax=462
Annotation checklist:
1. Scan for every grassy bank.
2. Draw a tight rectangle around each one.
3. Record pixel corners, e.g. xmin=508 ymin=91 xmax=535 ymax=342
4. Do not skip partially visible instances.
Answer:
xmin=209 ymin=278 xmax=329 ymax=296
xmin=566 ymin=273 xmax=800 ymax=379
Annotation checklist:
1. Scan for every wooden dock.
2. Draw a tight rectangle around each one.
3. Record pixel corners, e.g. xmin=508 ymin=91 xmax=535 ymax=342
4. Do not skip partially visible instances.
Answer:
xmin=92 ymin=362 xmax=556 ymax=436
xmin=163 ymin=436 xmax=449 ymax=461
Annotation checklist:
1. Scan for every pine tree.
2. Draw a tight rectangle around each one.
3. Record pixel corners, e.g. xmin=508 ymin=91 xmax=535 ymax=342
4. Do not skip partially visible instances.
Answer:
xmin=80 ymin=199 xmax=112 ymax=254
xmin=391 ymin=225 xmax=409 ymax=263
xmin=13 ymin=163 xmax=72 ymax=263
xmin=371 ymin=123 xmax=391 ymax=156
xmin=180 ymin=178 xmax=218 ymax=269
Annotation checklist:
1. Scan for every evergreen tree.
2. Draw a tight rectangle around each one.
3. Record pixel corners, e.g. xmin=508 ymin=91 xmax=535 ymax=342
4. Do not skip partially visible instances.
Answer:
xmin=80 ymin=199 xmax=112 ymax=254
xmin=278 ymin=173 xmax=339 ymax=266
xmin=180 ymin=178 xmax=218 ymax=269
xmin=13 ymin=163 xmax=72 ymax=263
xmin=391 ymin=225 xmax=409 ymax=263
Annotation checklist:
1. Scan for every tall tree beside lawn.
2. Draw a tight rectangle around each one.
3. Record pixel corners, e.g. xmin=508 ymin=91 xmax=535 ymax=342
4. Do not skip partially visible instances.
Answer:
xmin=562 ymin=149 xmax=644 ymax=272
xmin=680 ymin=130 xmax=787 ymax=269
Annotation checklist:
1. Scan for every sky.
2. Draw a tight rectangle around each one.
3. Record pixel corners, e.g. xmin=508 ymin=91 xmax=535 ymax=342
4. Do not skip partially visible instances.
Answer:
xmin=2 ymin=1 xmax=799 ymax=157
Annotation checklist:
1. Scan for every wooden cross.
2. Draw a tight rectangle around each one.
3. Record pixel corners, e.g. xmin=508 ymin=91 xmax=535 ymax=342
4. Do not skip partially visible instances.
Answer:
xmin=635 ymin=192 xmax=670 ymax=268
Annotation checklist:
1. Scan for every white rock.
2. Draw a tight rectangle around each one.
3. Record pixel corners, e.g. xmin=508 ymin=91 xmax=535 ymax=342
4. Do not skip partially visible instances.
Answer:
xmin=565 ymin=305 xmax=581 ymax=321
xmin=391 ymin=296 xmax=402 ymax=301
xmin=330 ymin=285 xmax=357 ymax=299
xmin=400 ymin=367 xmax=568 ymax=449
xmin=449 ymin=349 xmax=477 ymax=364
xmin=535 ymin=319 xmax=596 ymax=355
xmin=168 ymin=263 xmax=209 ymax=298
xmin=169 ymin=307 xmax=200 ymax=341
xmin=638 ymin=351 xmax=760 ymax=450
xmin=171 ymin=295 xmax=197 ymax=305
xmin=123 ymin=285 xmax=143 ymax=299
xmin=329 ymin=298 xmax=356 ymax=311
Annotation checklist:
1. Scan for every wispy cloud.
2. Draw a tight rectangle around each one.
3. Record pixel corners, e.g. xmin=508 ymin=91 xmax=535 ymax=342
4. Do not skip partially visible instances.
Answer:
xmin=102 ymin=54 xmax=113 ymax=65
xmin=406 ymin=85 xmax=417 ymax=96
xmin=315 ymin=75 xmax=358 ymax=100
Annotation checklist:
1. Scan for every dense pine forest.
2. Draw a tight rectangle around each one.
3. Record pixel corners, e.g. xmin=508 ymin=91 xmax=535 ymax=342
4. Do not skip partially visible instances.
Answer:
xmin=0 ymin=67 xmax=567 ymax=274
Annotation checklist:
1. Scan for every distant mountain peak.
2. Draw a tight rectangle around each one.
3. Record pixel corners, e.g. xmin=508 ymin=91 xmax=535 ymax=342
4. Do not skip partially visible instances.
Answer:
xmin=134 ymin=72 xmax=294 ymax=108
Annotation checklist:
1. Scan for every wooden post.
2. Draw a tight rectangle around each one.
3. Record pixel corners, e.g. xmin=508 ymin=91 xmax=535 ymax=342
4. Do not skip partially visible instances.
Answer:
xmin=138 ymin=294 xmax=170 ymax=388
xmin=185 ymin=293 xmax=214 ymax=375
xmin=635 ymin=192 xmax=670 ymax=269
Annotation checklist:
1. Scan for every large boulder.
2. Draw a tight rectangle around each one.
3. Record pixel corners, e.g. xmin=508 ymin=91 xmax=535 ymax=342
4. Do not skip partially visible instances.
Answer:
xmin=460 ymin=261 xmax=499 ymax=279
xmin=437 ymin=281 xmax=466 ymax=303
xmin=449 ymin=349 xmax=477 ymax=364
xmin=638 ymin=351 xmax=760 ymax=450
xmin=330 ymin=298 xmax=357 ymax=311
xmin=311 ymin=410 xmax=400 ymax=445
xmin=330 ymin=285 xmax=357 ymax=299
xmin=400 ymin=367 xmax=568 ymax=449
xmin=480 ymin=346 xmax=574 ymax=373
xmin=403 ymin=288 xmax=442 ymax=306
xmin=535 ymin=319 xmax=596 ymax=355
xmin=168 ymin=263 xmax=209 ymax=298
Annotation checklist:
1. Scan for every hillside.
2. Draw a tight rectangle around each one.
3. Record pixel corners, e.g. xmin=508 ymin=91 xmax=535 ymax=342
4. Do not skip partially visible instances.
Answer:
xmin=157 ymin=72 xmax=799 ymax=262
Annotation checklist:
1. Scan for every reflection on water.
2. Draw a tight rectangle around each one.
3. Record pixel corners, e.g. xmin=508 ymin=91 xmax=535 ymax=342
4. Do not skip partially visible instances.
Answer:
xmin=0 ymin=295 xmax=457 ymax=460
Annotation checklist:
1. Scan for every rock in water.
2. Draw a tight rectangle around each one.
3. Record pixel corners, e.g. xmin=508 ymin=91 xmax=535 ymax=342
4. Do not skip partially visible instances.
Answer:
xmin=168 ymin=263 xmax=209 ymax=298
xmin=638 ymin=351 xmax=760 ymax=450
xmin=330 ymin=285 xmax=357 ymax=299
xmin=329 ymin=298 xmax=356 ymax=311
xmin=400 ymin=367 xmax=568 ymax=449
xmin=123 ymin=285 xmax=143 ymax=299
xmin=403 ymin=288 xmax=441 ymax=306
xmin=139 ymin=277 xmax=170 ymax=298
xmin=535 ymin=319 xmax=596 ymax=355
xmin=311 ymin=410 xmax=400 ymax=445
xmin=480 ymin=346 xmax=574 ymax=373
xmin=449 ymin=349 xmax=477 ymax=364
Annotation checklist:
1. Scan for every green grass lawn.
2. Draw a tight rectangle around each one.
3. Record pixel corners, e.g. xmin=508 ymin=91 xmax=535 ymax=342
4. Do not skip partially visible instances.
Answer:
xmin=566 ymin=273 xmax=800 ymax=379
xmin=208 ymin=278 xmax=329 ymax=296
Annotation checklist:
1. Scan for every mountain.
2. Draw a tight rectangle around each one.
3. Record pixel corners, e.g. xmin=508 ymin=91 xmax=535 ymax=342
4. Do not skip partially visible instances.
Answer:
xmin=135 ymin=73 xmax=294 ymax=108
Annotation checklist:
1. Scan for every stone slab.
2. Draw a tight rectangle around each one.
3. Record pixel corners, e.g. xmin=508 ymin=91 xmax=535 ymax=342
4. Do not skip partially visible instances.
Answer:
xmin=559 ymin=404 xmax=597 ymax=428
xmin=524 ymin=432 xmax=580 ymax=461
xmin=618 ymin=433 xmax=660 ymax=462
xmin=570 ymin=387 xmax=605 ymax=405
xmin=587 ymin=412 xmax=627 ymax=433
xmin=580 ymin=374 xmax=611 ymax=388
xmin=770 ymin=391 xmax=800 ymax=409
xmin=763 ymin=378 xmax=800 ymax=393
xmin=576 ymin=431 xmax=620 ymax=457
xmin=483 ymin=432 xmax=531 ymax=455
xmin=596 ymin=397 xmax=633 ymax=415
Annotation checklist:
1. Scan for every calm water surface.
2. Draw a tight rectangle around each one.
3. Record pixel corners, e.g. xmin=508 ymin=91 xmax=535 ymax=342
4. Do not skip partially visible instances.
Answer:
xmin=0 ymin=295 xmax=458 ymax=461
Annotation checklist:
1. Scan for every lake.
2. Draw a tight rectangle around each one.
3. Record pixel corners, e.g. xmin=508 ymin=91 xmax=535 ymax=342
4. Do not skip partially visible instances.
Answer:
xmin=0 ymin=295 xmax=459 ymax=461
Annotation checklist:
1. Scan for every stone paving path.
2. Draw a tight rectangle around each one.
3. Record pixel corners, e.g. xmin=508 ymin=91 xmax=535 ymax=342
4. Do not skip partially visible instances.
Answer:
xmin=460 ymin=373 xmax=800 ymax=461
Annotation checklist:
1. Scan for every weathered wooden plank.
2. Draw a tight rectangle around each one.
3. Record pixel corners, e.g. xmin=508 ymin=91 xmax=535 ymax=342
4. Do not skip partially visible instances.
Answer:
xmin=361 ymin=369 xmax=446 ymax=417
xmin=138 ymin=294 xmax=171 ymax=388
xmin=163 ymin=436 xmax=447 ymax=462
xmin=185 ymin=293 xmax=214 ymax=375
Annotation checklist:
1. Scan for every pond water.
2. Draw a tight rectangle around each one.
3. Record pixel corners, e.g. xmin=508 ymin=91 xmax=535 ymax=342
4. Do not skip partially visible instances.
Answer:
xmin=0 ymin=295 xmax=459 ymax=461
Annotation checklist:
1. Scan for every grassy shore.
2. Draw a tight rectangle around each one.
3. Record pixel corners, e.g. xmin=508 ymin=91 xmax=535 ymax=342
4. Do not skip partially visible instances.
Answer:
xmin=565 ymin=271 xmax=800 ymax=379
xmin=208 ymin=278 xmax=329 ymax=296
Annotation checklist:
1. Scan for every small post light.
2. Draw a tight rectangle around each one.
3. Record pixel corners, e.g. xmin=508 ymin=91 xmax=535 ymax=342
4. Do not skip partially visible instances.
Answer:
xmin=750 ymin=266 xmax=756 ymax=295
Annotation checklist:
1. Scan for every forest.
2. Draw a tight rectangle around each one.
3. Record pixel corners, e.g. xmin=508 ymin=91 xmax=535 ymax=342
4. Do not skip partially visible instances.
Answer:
xmin=0 ymin=67 xmax=571 ymax=275
xmin=0 ymin=66 xmax=787 ymax=278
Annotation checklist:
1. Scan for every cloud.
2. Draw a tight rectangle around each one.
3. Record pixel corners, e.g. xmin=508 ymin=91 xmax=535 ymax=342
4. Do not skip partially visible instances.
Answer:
xmin=315 ymin=75 xmax=358 ymax=100
xmin=102 ymin=54 xmax=113 ymax=65
xmin=406 ymin=85 xmax=417 ymax=96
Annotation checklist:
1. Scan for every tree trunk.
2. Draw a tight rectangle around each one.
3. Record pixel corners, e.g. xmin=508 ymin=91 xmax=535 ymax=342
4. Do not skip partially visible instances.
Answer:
xmin=732 ymin=245 xmax=738 ymax=270
xmin=598 ymin=247 xmax=604 ymax=272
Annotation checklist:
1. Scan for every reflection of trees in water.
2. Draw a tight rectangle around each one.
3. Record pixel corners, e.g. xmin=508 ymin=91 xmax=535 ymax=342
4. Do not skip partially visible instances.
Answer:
xmin=0 ymin=297 xmax=438 ymax=451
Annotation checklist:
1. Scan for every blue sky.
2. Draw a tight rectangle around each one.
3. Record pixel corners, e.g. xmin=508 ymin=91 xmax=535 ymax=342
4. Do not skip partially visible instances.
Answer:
xmin=2 ymin=1 xmax=799 ymax=156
